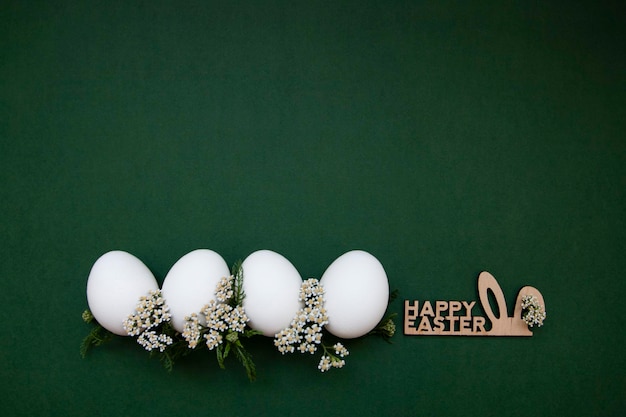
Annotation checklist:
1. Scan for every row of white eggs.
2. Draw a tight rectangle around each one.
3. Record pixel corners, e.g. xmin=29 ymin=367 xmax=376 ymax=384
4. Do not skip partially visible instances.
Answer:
xmin=86 ymin=249 xmax=389 ymax=339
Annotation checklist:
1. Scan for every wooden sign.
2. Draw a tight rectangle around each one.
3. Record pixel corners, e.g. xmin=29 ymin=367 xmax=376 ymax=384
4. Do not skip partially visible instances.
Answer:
xmin=404 ymin=271 xmax=545 ymax=336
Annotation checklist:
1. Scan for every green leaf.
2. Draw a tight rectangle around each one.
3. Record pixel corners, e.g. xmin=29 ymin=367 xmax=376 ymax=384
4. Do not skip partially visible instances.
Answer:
xmin=160 ymin=351 xmax=174 ymax=372
xmin=154 ymin=338 xmax=191 ymax=372
xmin=80 ymin=324 xmax=114 ymax=358
xmin=233 ymin=343 xmax=257 ymax=382
xmin=216 ymin=343 xmax=226 ymax=369
xmin=243 ymin=329 xmax=262 ymax=338
xmin=230 ymin=260 xmax=245 ymax=307
xmin=224 ymin=341 xmax=231 ymax=360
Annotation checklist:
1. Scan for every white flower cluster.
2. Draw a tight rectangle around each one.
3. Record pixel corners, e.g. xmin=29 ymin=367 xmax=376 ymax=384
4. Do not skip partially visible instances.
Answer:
xmin=274 ymin=278 xmax=329 ymax=355
xmin=215 ymin=276 xmax=234 ymax=303
xmin=521 ymin=294 xmax=546 ymax=327
xmin=318 ymin=343 xmax=350 ymax=372
xmin=137 ymin=331 xmax=173 ymax=352
xmin=274 ymin=279 xmax=349 ymax=373
xmin=123 ymin=289 xmax=173 ymax=352
xmin=182 ymin=312 xmax=201 ymax=348
xmin=182 ymin=276 xmax=250 ymax=351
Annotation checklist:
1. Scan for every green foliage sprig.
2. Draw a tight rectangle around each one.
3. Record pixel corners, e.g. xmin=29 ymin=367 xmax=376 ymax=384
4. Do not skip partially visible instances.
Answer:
xmin=181 ymin=261 xmax=261 ymax=381
xmin=80 ymin=310 xmax=114 ymax=358
xmin=369 ymin=289 xmax=399 ymax=342
xmin=150 ymin=322 xmax=192 ymax=373
xmin=230 ymin=260 xmax=246 ymax=307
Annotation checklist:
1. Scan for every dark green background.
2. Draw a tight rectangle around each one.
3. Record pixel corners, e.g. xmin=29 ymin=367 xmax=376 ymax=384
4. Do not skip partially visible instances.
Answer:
xmin=2 ymin=1 xmax=624 ymax=416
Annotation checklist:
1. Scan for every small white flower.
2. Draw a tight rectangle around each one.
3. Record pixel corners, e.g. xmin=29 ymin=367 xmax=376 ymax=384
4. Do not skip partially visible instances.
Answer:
xmin=318 ymin=355 xmax=331 ymax=372
xmin=334 ymin=342 xmax=349 ymax=358
xmin=331 ymin=358 xmax=345 ymax=369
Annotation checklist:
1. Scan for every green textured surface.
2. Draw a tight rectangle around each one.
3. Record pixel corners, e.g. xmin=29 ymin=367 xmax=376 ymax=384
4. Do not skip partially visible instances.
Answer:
xmin=1 ymin=1 xmax=625 ymax=416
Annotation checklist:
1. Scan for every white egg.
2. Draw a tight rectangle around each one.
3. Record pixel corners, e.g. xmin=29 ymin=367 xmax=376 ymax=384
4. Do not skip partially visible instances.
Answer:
xmin=242 ymin=250 xmax=303 ymax=337
xmin=86 ymin=250 xmax=159 ymax=336
xmin=161 ymin=249 xmax=231 ymax=332
xmin=320 ymin=250 xmax=389 ymax=338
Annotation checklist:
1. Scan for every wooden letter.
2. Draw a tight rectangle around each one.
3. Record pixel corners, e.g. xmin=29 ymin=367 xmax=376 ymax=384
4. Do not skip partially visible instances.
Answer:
xmin=417 ymin=316 xmax=433 ymax=333
xmin=435 ymin=301 xmax=448 ymax=316
xmin=404 ymin=300 xmax=419 ymax=335
xmin=462 ymin=301 xmax=475 ymax=317
xmin=420 ymin=300 xmax=434 ymax=317
xmin=460 ymin=316 xmax=471 ymax=331
xmin=449 ymin=301 xmax=462 ymax=314
xmin=405 ymin=300 xmax=419 ymax=318
xmin=473 ymin=316 xmax=486 ymax=333
xmin=446 ymin=315 xmax=459 ymax=332
xmin=433 ymin=316 xmax=445 ymax=331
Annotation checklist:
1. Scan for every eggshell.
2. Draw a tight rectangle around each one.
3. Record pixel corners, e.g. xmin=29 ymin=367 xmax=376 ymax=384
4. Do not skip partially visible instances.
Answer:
xmin=86 ymin=251 xmax=159 ymax=336
xmin=320 ymin=250 xmax=389 ymax=338
xmin=242 ymin=250 xmax=303 ymax=336
xmin=161 ymin=249 xmax=231 ymax=332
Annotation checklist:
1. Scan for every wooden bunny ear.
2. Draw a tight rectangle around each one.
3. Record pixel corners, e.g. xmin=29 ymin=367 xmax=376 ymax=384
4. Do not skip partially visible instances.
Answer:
xmin=515 ymin=286 xmax=545 ymax=313
xmin=513 ymin=286 xmax=545 ymax=331
xmin=477 ymin=271 xmax=509 ymax=330
xmin=477 ymin=272 xmax=535 ymax=336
